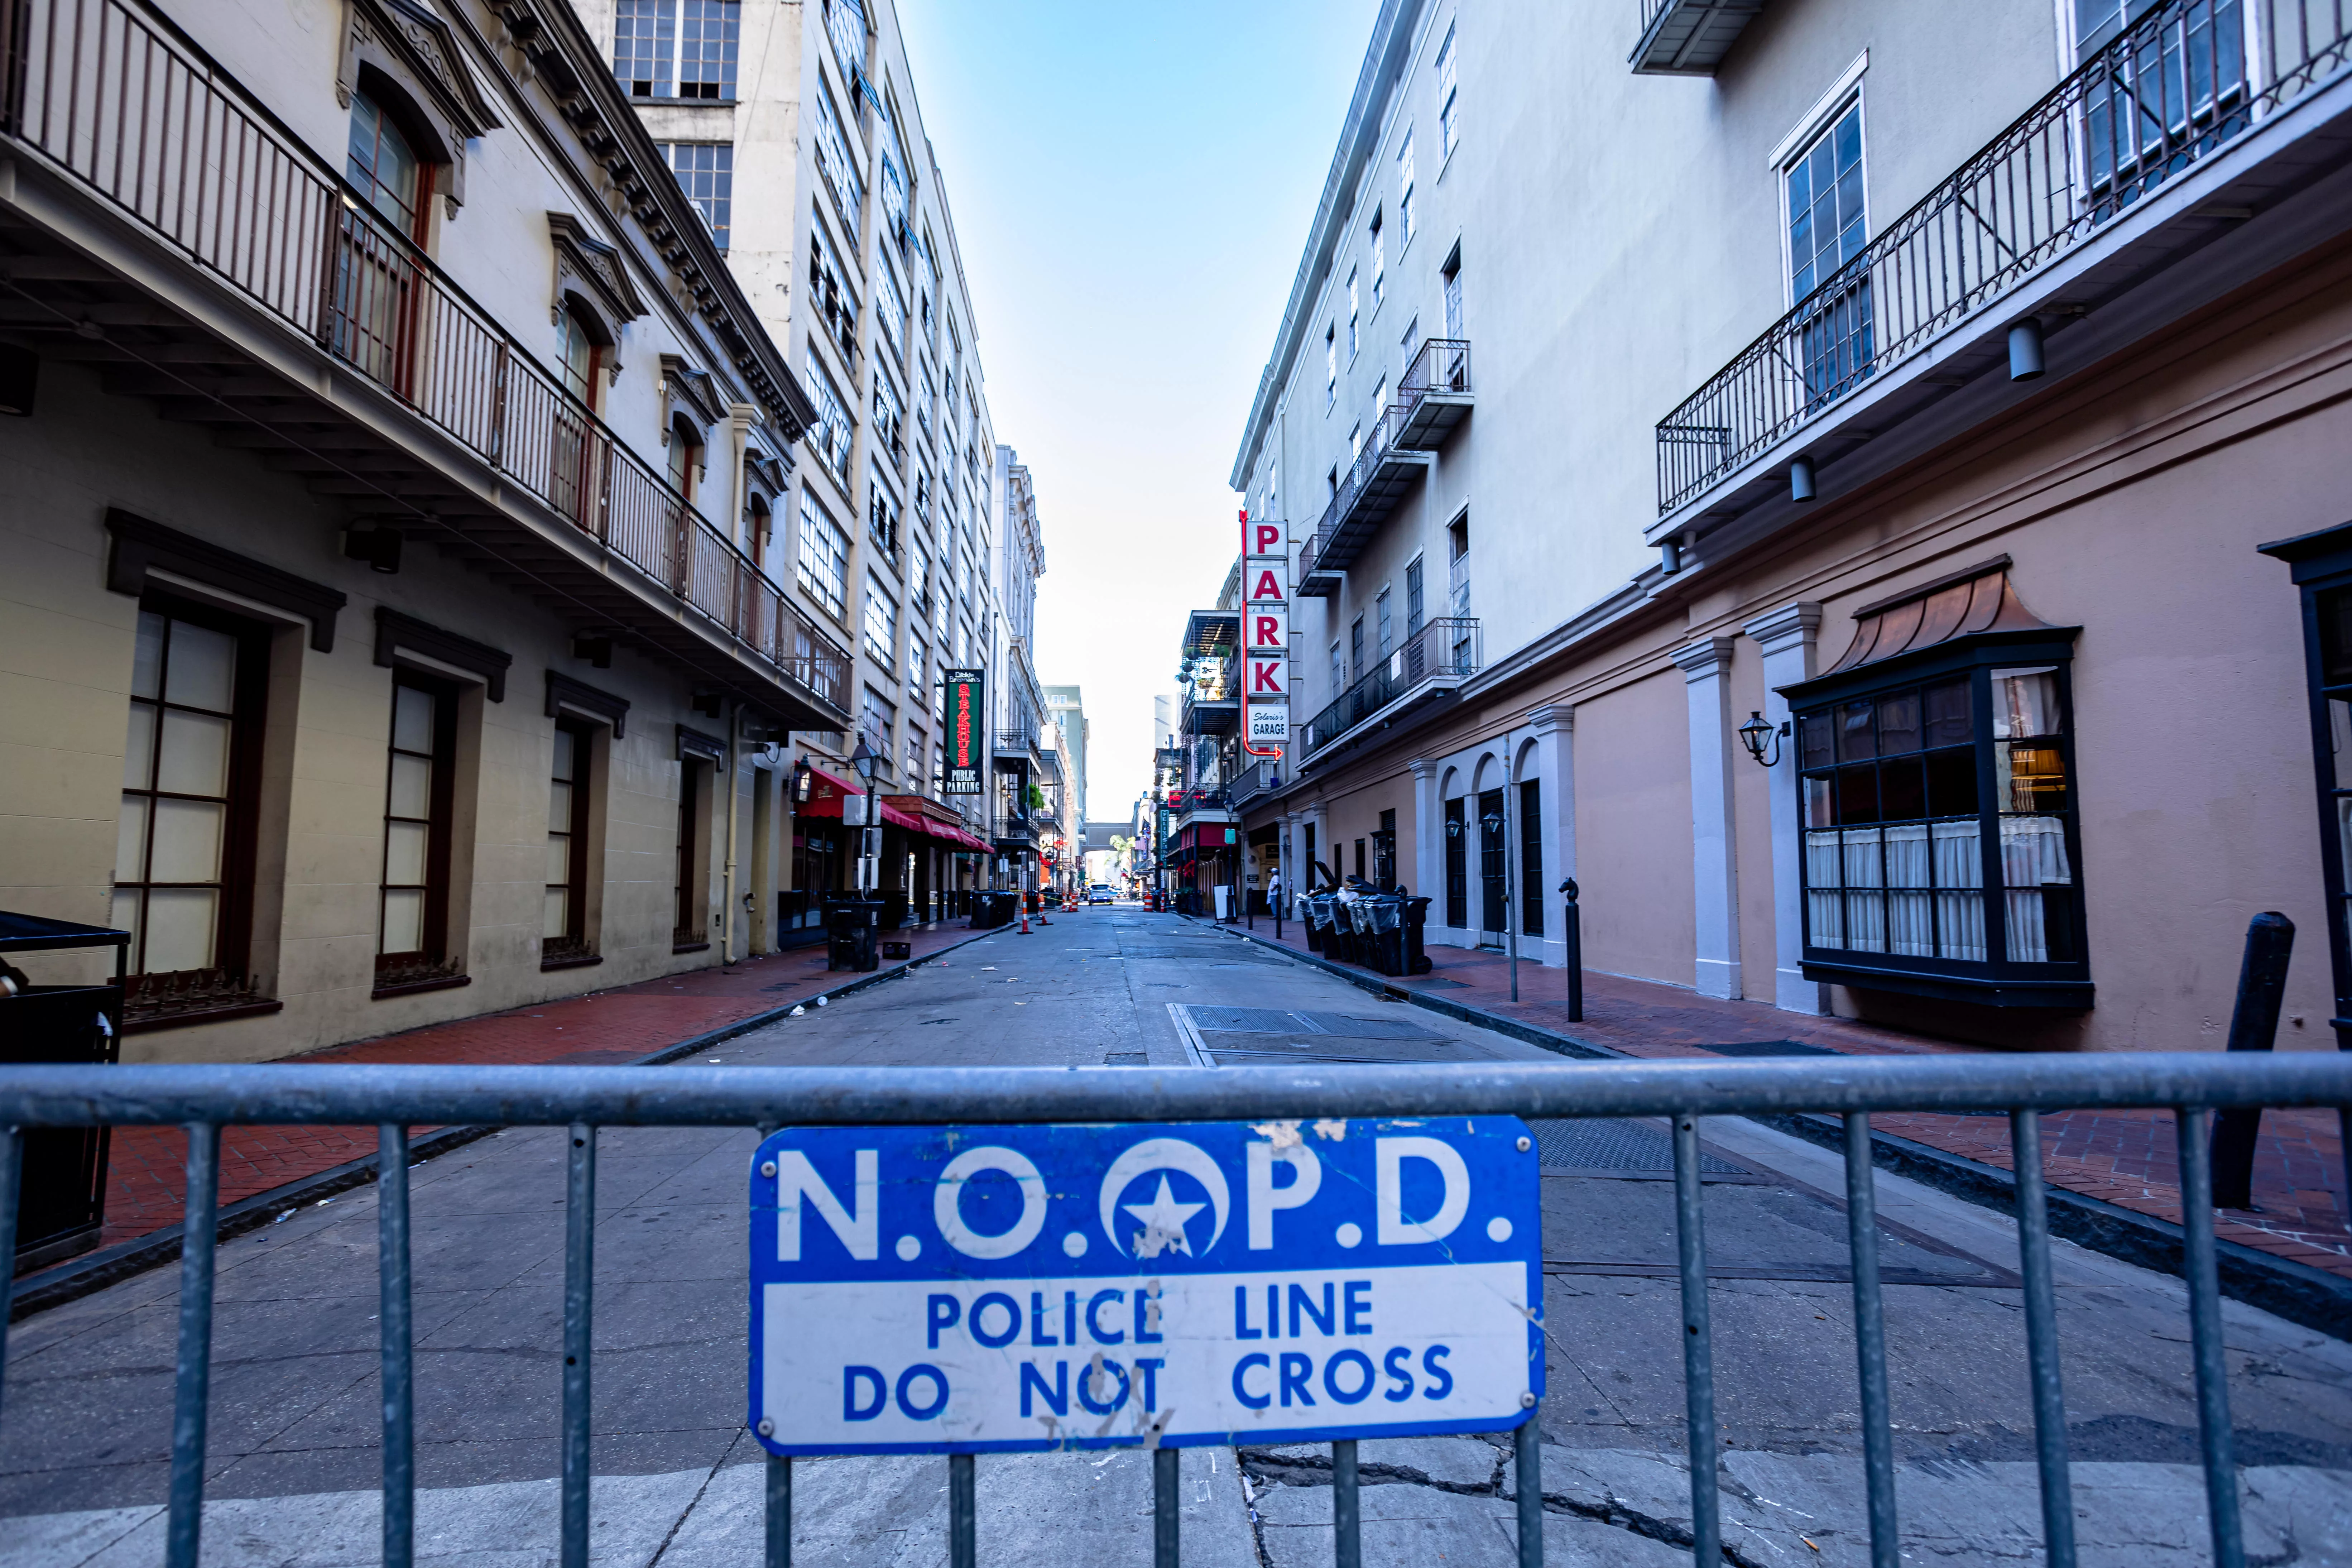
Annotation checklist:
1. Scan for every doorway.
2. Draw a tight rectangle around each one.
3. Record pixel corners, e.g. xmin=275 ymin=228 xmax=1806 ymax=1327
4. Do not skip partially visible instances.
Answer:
xmin=1477 ymin=787 xmax=1507 ymax=946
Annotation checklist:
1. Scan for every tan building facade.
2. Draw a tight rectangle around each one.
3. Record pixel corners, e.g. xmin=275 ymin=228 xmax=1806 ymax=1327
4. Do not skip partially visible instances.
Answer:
xmin=1233 ymin=0 xmax=2352 ymax=1053
xmin=0 ymin=0 xmax=849 ymax=1059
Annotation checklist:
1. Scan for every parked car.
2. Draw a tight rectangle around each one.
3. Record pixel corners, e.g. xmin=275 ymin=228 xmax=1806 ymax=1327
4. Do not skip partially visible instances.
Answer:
xmin=1087 ymin=884 xmax=1116 ymax=905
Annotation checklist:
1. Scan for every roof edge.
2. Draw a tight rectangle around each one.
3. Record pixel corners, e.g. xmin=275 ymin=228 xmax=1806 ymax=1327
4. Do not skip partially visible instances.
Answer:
xmin=1227 ymin=0 xmax=1426 ymax=492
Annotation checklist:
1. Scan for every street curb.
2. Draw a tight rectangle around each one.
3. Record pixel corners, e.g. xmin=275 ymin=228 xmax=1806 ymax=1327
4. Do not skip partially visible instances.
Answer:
xmin=1204 ymin=916 xmax=2352 ymax=1342
xmin=8 ymin=924 xmax=1011 ymax=1322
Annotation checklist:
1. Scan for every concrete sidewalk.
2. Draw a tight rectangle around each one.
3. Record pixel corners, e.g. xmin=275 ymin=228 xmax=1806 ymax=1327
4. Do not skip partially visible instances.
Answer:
xmin=1226 ymin=915 xmax=2352 ymax=1285
xmin=77 ymin=920 xmax=1009 ymax=1253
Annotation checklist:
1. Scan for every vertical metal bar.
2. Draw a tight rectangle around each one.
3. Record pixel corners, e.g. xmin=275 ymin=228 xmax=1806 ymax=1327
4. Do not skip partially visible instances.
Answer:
xmin=2009 ymin=1111 xmax=2077 ymax=1568
xmin=1332 ymin=1438 xmax=1360 ymax=1568
xmin=560 ymin=1123 xmax=596 ymax=1568
xmin=378 ymin=1123 xmax=414 ymax=1568
xmin=165 ymin=1122 xmax=221 ymax=1568
xmin=0 ymin=1124 xmax=22 ymax=1424
xmin=1673 ymin=1114 xmax=1720 ymax=1568
xmin=763 ymin=1454 xmax=790 ymax=1568
xmin=1515 ymin=1420 xmax=1542 ymax=1568
xmin=2176 ymin=1109 xmax=2246 ymax=1568
xmin=949 ymin=1451 xmax=977 ymax=1568
xmin=1844 ymin=1113 xmax=1899 ymax=1568
xmin=1146 ymin=1445 xmax=1180 ymax=1567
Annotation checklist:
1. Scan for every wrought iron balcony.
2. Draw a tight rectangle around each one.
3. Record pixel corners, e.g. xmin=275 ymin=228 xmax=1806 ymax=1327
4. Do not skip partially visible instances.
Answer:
xmin=1228 ymin=757 xmax=1280 ymax=809
xmin=1394 ymin=337 xmax=1473 ymax=450
xmin=1299 ymin=618 xmax=1479 ymax=764
xmin=1296 ymin=402 xmax=1433 ymax=599
xmin=1631 ymin=0 xmax=1767 ymax=75
xmin=1654 ymin=0 xmax=2352 ymax=522
xmin=0 ymin=0 xmax=851 ymax=723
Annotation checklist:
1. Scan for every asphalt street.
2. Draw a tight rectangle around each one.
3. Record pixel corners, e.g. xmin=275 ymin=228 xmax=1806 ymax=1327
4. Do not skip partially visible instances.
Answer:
xmin=4 ymin=905 xmax=2349 ymax=1565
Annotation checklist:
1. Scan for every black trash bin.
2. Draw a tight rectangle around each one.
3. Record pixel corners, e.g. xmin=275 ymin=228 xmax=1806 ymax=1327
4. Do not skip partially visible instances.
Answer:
xmin=0 ymin=911 xmax=128 ymax=1272
xmin=1402 ymin=896 xmax=1434 ymax=974
xmin=827 ymin=900 xmax=884 ymax=972
xmin=1305 ymin=894 xmax=1334 ymax=954
xmin=1359 ymin=895 xmax=1406 ymax=976
xmin=1329 ymin=898 xmax=1359 ymax=966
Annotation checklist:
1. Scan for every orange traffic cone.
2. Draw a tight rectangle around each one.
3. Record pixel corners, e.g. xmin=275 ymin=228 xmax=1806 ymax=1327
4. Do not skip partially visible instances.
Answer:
xmin=1018 ymin=907 xmax=1030 ymax=934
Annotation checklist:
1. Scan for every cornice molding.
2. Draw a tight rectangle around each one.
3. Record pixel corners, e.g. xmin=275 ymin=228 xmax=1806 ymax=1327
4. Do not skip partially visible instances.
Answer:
xmin=1741 ymin=601 xmax=1824 ymax=656
xmin=1670 ymin=636 xmax=1738 ymax=681
xmin=375 ymin=608 xmax=512 ymax=700
xmin=105 ymin=509 xmax=346 ymax=652
xmin=546 ymin=670 xmax=631 ymax=736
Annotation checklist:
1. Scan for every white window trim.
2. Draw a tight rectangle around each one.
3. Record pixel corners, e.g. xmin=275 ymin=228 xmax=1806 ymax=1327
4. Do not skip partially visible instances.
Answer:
xmin=1766 ymin=51 xmax=1868 ymax=172
xmin=1777 ymin=90 xmax=1870 ymax=310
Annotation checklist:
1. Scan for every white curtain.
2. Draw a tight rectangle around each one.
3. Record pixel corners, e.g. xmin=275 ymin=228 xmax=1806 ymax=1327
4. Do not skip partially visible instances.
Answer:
xmin=1841 ymin=828 xmax=1885 ymax=953
xmin=1931 ymin=820 xmax=1986 ymax=961
xmin=1884 ymin=824 xmax=1932 ymax=957
xmin=1805 ymin=829 xmax=1844 ymax=948
xmin=2001 ymin=816 xmax=2071 ymax=961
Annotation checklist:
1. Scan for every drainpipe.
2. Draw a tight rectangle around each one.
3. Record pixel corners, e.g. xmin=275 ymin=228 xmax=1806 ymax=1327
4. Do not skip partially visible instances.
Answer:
xmin=1502 ymin=749 xmax=1520 ymax=1003
xmin=722 ymin=703 xmax=741 ymax=964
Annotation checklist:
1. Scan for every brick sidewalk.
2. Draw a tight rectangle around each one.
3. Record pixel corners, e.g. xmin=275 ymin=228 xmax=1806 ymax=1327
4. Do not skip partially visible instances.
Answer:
xmin=1233 ymin=915 xmax=2351 ymax=1281
xmin=94 ymin=920 xmax=1005 ymax=1247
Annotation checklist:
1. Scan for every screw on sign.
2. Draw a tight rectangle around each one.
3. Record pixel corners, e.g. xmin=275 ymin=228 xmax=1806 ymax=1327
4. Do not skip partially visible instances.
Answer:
xmin=746 ymin=1118 xmax=1542 ymax=1452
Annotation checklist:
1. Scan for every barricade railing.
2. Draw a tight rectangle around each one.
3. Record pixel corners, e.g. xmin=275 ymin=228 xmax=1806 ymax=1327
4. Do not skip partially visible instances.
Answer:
xmin=1 ymin=1052 xmax=2346 ymax=1568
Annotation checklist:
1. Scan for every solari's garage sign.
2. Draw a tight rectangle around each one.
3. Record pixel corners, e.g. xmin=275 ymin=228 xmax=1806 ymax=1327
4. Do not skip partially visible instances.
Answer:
xmin=1243 ymin=517 xmax=1290 ymax=743
xmin=747 ymin=1117 xmax=1541 ymax=1453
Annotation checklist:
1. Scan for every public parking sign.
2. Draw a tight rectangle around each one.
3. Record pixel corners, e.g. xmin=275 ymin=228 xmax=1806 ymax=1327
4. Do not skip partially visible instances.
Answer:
xmin=748 ymin=1117 xmax=1541 ymax=1454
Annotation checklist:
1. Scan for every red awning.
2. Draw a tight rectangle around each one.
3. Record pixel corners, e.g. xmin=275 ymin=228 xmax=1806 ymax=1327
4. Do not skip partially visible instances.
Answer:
xmin=881 ymin=795 xmax=991 ymax=852
xmin=793 ymin=764 xmax=867 ymax=819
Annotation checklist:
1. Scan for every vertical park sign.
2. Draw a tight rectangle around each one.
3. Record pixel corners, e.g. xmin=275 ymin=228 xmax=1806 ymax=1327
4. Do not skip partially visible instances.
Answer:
xmin=1243 ymin=516 xmax=1289 ymax=744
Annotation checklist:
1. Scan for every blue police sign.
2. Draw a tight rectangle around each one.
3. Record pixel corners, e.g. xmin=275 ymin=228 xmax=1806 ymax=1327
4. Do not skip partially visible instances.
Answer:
xmin=747 ymin=1116 xmax=1542 ymax=1454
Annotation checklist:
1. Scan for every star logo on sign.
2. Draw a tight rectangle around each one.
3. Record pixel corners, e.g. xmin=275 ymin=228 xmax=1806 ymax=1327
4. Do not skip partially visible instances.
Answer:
xmin=1121 ymin=1175 xmax=1206 ymax=1258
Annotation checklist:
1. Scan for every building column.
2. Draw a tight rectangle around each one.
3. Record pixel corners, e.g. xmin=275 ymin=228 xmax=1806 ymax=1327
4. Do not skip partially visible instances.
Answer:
xmin=1409 ymin=758 xmax=1441 ymax=911
xmin=1526 ymin=706 xmax=1574 ymax=969
xmin=1671 ymin=636 xmax=1742 ymax=999
xmin=1302 ymin=804 xmax=1330 ymax=890
xmin=1743 ymin=601 xmax=1826 ymax=1015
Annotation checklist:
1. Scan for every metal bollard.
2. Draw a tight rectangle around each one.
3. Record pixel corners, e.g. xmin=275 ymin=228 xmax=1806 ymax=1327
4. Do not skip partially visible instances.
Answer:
xmin=2211 ymin=911 xmax=2294 ymax=1209
xmin=1559 ymin=879 xmax=1583 ymax=1023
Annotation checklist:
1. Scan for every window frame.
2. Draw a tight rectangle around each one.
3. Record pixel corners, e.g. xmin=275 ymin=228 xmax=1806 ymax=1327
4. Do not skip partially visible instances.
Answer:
xmin=376 ymin=670 xmax=461 ymax=991
xmin=114 ymin=594 xmax=272 ymax=995
xmin=1784 ymin=633 xmax=2091 ymax=1008
xmin=543 ymin=717 xmax=599 ymax=968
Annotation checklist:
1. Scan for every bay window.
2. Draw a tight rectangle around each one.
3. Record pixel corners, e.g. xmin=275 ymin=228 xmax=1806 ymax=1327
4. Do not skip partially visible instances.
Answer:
xmin=1791 ymin=649 xmax=2088 ymax=1007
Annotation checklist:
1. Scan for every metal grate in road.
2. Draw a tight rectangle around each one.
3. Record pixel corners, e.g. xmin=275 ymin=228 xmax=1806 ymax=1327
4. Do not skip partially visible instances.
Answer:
xmin=1527 ymin=1117 xmax=1744 ymax=1174
xmin=1189 ymin=1006 xmax=1328 ymax=1034
xmin=1186 ymin=1006 xmax=1441 ymax=1039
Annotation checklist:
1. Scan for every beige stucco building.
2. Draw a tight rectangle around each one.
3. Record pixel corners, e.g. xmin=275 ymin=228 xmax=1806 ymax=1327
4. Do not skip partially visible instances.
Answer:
xmin=1232 ymin=0 xmax=2352 ymax=1053
xmin=0 ymin=0 xmax=851 ymax=1060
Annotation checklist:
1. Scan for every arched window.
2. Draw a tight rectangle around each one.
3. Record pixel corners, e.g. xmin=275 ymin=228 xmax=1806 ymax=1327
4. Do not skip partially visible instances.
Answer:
xmin=558 ymin=306 xmax=602 ymax=410
xmin=667 ymin=415 xmax=702 ymax=501
xmin=347 ymin=91 xmax=431 ymax=243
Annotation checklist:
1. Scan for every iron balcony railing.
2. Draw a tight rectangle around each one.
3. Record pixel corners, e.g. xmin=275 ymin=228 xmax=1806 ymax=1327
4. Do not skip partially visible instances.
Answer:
xmin=1653 ymin=0 xmax=2352 ymax=517
xmin=0 ymin=0 xmax=851 ymax=715
xmin=0 ymin=1053 xmax=2344 ymax=1568
xmin=1396 ymin=336 xmax=1471 ymax=419
xmin=1300 ymin=400 xmax=1412 ymax=579
xmin=1301 ymin=617 xmax=1479 ymax=761
xmin=1227 ymin=757 xmax=1278 ymax=807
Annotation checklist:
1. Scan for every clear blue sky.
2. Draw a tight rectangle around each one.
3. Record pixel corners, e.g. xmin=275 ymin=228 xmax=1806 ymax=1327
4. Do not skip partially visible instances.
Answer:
xmin=899 ymin=0 xmax=1378 ymax=819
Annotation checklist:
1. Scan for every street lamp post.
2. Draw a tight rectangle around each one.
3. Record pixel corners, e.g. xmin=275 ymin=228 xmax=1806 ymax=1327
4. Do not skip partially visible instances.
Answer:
xmin=849 ymin=735 xmax=878 ymax=896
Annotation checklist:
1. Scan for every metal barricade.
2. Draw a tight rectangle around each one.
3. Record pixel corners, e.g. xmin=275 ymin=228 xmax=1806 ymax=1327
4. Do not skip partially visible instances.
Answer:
xmin=1 ymin=1052 xmax=2346 ymax=1568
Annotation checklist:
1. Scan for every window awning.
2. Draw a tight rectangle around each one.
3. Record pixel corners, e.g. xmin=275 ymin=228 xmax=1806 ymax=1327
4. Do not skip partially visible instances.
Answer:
xmin=1818 ymin=557 xmax=2056 ymax=677
xmin=793 ymin=764 xmax=867 ymax=818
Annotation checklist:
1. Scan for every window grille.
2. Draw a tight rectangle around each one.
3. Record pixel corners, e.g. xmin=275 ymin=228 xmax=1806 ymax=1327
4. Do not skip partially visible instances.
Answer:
xmin=659 ymin=143 xmax=733 ymax=250
xmin=796 ymin=494 xmax=849 ymax=618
